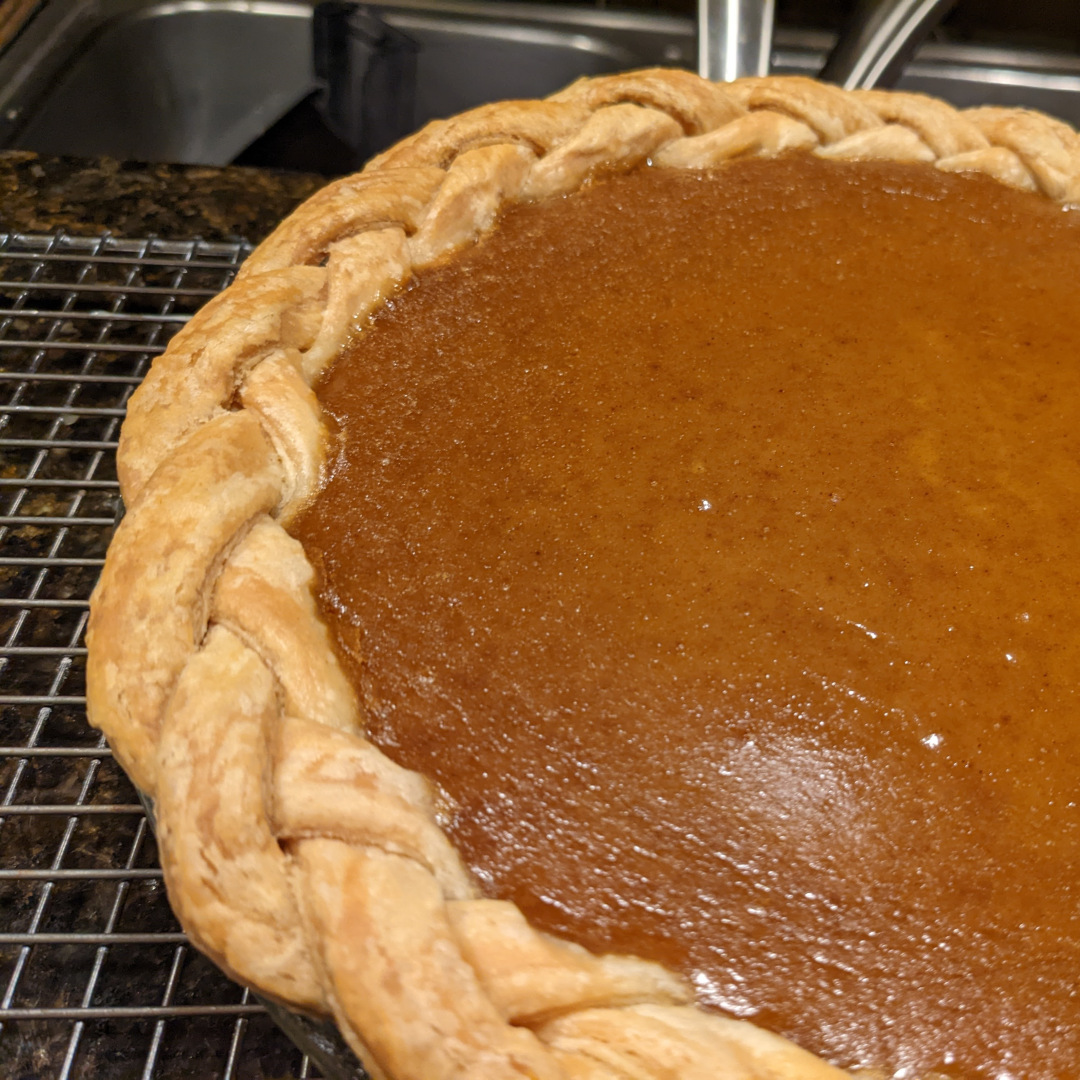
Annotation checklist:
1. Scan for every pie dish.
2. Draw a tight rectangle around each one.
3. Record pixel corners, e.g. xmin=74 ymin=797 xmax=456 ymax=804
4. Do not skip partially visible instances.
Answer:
xmin=86 ymin=71 xmax=1080 ymax=1080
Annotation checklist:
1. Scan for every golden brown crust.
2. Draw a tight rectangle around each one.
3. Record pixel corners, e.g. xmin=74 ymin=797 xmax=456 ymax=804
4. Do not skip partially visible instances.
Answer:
xmin=410 ymin=143 xmax=536 ymax=269
xmin=117 ymin=266 xmax=325 ymax=502
xmin=364 ymin=100 xmax=591 ymax=171
xmin=156 ymin=624 xmax=326 ymax=1012
xmin=86 ymin=72 xmax=1080 ymax=1078
xmin=237 ymin=167 xmax=446 ymax=277
xmin=88 ymin=411 xmax=282 ymax=794
xmin=548 ymin=69 xmax=745 ymax=135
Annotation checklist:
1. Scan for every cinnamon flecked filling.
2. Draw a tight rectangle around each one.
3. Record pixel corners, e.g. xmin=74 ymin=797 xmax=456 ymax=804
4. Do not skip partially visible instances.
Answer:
xmin=291 ymin=154 xmax=1080 ymax=1078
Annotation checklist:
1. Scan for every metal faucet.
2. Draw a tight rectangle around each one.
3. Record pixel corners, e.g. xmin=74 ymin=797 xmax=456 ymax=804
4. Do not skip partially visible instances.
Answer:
xmin=820 ymin=0 xmax=958 ymax=89
xmin=698 ymin=0 xmax=957 ymax=89
xmin=697 ymin=0 xmax=775 ymax=82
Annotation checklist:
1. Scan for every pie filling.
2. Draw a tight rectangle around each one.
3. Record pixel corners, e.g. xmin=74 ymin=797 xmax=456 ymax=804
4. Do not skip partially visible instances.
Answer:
xmin=291 ymin=155 xmax=1080 ymax=1078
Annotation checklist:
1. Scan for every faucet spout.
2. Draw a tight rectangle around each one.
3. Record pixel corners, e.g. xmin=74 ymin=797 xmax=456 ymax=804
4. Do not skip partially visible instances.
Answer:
xmin=697 ymin=0 xmax=776 ymax=83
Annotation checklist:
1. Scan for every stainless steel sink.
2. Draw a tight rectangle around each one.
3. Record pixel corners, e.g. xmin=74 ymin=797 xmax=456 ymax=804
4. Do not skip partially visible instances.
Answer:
xmin=4 ymin=0 xmax=1080 ymax=168
xmin=2 ymin=1 xmax=316 ymax=164
xmin=0 ymin=0 xmax=693 ymax=165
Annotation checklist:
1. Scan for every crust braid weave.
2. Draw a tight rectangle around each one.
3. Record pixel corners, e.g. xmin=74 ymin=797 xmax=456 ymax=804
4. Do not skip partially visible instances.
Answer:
xmin=86 ymin=73 xmax=1080 ymax=1080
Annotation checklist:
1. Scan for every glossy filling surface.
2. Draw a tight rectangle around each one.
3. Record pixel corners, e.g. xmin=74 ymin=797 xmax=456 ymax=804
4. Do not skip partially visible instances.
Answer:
xmin=292 ymin=155 xmax=1080 ymax=1078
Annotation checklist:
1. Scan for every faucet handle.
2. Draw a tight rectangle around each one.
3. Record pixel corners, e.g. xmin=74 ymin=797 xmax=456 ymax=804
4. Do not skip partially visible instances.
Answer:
xmin=820 ymin=0 xmax=957 ymax=90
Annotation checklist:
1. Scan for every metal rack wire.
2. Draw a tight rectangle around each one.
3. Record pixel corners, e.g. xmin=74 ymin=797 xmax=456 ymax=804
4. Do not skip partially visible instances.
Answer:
xmin=0 ymin=232 xmax=322 ymax=1080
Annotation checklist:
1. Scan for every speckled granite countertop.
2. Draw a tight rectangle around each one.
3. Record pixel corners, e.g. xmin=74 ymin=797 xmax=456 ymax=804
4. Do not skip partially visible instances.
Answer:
xmin=0 ymin=150 xmax=329 ymax=242
xmin=0 ymin=148 xmax=341 ymax=1080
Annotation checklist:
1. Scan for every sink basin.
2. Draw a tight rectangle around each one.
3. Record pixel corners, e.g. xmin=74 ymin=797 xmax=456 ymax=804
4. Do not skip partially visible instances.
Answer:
xmin=4 ymin=0 xmax=1080 ymax=169
xmin=5 ymin=1 xmax=316 ymax=165
xmin=0 ymin=0 xmax=693 ymax=166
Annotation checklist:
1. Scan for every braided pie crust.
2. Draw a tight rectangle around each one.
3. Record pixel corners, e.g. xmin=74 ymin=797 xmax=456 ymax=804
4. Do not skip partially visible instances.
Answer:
xmin=86 ymin=73 xmax=1080 ymax=1080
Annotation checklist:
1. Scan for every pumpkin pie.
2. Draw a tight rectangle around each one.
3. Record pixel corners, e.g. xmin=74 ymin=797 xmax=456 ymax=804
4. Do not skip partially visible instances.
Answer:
xmin=86 ymin=72 xmax=1080 ymax=1079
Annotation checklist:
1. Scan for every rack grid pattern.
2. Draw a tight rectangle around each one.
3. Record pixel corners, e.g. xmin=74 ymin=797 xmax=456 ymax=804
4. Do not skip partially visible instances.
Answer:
xmin=0 ymin=232 xmax=321 ymax=1080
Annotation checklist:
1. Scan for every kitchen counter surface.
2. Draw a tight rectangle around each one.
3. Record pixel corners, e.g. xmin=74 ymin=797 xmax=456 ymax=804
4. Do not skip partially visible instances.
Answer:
xmin=0 ymin=148 xmax=339 ymax=1080
xmin=0 ymin=149 xmax=328 ymax=242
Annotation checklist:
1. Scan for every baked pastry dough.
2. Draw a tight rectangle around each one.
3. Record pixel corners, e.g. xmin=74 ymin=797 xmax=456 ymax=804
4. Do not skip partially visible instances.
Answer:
xmin=86 ymin=73 xmax=1080 ymax=1079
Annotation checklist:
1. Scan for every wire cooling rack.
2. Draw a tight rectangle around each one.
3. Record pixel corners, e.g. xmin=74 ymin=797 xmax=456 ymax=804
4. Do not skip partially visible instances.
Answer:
xmin=0 ymin=232 xmax=325 ymax=1080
